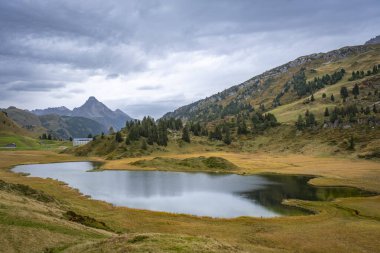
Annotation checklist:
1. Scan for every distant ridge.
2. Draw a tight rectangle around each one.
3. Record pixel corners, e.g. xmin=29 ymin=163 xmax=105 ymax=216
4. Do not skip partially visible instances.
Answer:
xmin=32 ymin=96 xmax=133 ymax=130
xmin=2 ymin=106 xmax=107 ymax=139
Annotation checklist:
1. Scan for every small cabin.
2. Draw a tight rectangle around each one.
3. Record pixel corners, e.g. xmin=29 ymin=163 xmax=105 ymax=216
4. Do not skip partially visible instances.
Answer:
xmin=72 ymin=138 xmax=92 ymax=146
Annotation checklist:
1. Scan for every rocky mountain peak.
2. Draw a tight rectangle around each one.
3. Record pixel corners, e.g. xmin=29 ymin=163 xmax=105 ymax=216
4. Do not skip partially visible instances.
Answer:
xmin=31 ymin=97 xmax=133 ymax=130
xmin=86 ymin=96 xmax=99 ymax=103
xmin=365 ymin=35 xmax=380 ymax=45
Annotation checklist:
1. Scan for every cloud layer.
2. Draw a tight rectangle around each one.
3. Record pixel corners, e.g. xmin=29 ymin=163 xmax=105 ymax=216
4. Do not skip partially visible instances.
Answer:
xmin=0 ymin=0 xmax=379 ymax=118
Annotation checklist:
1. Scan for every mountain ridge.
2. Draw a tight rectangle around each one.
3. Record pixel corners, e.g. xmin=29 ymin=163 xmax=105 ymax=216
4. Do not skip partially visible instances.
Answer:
xmin=2 ymin=106 xmax=107 ymax=139
xmin=32 ymin=96 xmax=133 ymax=130
xmin=162 ymin=43 xmax=378 ymax=122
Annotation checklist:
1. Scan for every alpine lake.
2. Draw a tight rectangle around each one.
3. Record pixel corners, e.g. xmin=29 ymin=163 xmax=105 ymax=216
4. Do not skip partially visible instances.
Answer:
xmin=12 ymin=161 xmax=374 ymax=218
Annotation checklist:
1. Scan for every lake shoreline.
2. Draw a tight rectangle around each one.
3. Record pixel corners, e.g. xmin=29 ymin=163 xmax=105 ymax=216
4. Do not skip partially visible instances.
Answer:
xmin=2 ymin=150 xmax=380 ymax=252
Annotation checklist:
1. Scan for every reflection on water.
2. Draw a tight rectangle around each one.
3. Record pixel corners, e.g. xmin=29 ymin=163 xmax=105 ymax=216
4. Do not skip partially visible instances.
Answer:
xmin=12 ymin=162 xmax=374 ymax=218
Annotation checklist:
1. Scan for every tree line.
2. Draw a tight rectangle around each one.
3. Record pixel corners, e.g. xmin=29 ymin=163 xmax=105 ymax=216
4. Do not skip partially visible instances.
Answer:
xmin=293 ymin=68 xmax=345 ymax=97
xmin=296 ymin=103 xmax=379 ymax=131
xmin=274 ymin=68 xmax=345 ymax=107
xmin=348 ymin=64 xmax=380 ymax=81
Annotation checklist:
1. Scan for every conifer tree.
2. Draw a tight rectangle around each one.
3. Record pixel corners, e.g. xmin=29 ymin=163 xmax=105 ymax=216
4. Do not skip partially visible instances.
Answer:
xmin=115 ymin=131 xmax=123 ymax=142
xmin=324 ymin=108 xmax=330 ymax=117
xmin=331 ymin=94 xmax=335 ymax=102
xmin=340 ymin=87 xmax=349 ymax=102
xmin=157 ymin=120 xmax=168 ymax=146
xmin=237 ymin=116 xmax=248 ymax=135
xmin=128 ymin=125 xmax=140 ymax=141
xmin=182 ymin=126 xmax=190 ymax=143
xmin=364 ymin=106 xmax=371 ymax=115
xmin=295 ymin=115 xmax=305 ymax=130
xmin=348 ymin=136 xmax=355 ymax=150
xmin=141 ymin=139 xmax=148 ymax=150
xmin=352 ymin=83 xmax=359 ymax=98
xmin=223 ymin=126 xmax=232 ymax=145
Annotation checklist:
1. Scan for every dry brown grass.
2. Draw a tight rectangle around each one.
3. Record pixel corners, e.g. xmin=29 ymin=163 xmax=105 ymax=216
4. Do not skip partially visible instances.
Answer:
xmin=104 ymin=152 xmax=380 ymax=192
xmin=1 ymin=150 xmax=380 ymax=252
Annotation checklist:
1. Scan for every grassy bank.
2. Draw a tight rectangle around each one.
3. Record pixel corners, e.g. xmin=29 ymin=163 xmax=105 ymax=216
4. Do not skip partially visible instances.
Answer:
xmin=1 ymin=150 xmax=380 ymax=252
xmin=128 ymin=156 xmax=239 ymax=172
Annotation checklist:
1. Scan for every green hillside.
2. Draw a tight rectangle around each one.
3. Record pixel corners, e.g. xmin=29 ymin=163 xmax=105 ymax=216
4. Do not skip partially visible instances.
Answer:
xmin=163 ymin=44 xmax=380 ymax=124
xmin=72 ymin=43 xmax=380 ymax=160
xmin=0 ymin=111 xmax=69 ymax=150
xmin=2 ymin=107 xmax=107 ymax=140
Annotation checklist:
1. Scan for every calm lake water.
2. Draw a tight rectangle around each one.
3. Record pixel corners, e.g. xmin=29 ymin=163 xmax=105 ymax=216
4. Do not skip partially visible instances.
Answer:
xmin=12 ymin=162 xmax=373 ymax=218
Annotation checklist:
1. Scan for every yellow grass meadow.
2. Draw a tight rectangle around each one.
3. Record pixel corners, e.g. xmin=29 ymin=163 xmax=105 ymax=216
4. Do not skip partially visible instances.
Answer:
xmin=1 ymin=150 xmax=380 ymax=252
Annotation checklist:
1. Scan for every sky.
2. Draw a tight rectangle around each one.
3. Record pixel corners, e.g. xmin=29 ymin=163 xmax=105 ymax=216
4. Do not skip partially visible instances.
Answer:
xmin=0 ymin=0 xmax=379 ymax=119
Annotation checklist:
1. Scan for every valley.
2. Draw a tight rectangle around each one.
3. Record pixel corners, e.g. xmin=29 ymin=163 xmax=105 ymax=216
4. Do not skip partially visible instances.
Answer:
xmin=1 ymin=37 xmax=379 ymax=252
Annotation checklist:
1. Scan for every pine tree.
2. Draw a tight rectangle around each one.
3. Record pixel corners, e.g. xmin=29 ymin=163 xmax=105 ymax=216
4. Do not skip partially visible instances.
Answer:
xmin=331 ymin=94 xmax=335 ymax=102
xmin=141 ymin=139 xmax=148 ymax=150
xmin=364 ymin=106 xmax=371 ymax=115
xmin=352 ymin=83 xmax=359 ymax=98
xmin=182 ymin=126 xmax=190 ymax=143
xmin=47 ymin=134 xmax=52 ymax=140
xmin=101 ymin=132 xmax=105 ymax=139
xmin=324 ymin=108 xmax=330 ymax=117
xmin=373 ymin=104 xmax=378 ymax=113
xmin=128 ymin=125 xmax=140 ymax=141
xmin=340 ymin=87 xmax=349 ymax=102
xmin=322 ymin=93 xmax=326 ymax=99
xmin=115 ymin=131 xmax=123 ymax=142
xmin=373 ymin=65 xmax=379 ymax=74
xmin=348 ymin=136 xmax=355 ymax=150
xmin=237 ymin=116 xmax=248 ymax=135
xmin=223 ymin=126 xmax=232 ymax=145
xmin=305 ymin=112 xmax=316 ymax=127
xmin=295 ymin=115 xmax=305 ymax=130
xmin=157 ymin=120 xmax=168 ymax=146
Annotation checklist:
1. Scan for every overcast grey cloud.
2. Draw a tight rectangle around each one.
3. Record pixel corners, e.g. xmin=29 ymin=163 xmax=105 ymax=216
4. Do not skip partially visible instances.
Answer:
xmin=0 ymin=0 xmax=379 ymax=118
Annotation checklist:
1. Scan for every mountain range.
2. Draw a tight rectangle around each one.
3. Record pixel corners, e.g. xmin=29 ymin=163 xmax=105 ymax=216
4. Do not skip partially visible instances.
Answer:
xmin=32 ymin=96 xmax=133 ymax=131
xmin=1 ymin=97 xmax=133 ymax=140
xmin=74 ymin=35 xmax=379 ymax=160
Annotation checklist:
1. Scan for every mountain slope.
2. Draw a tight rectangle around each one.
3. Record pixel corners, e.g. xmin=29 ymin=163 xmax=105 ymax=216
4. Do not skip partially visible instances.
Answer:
xmin=39 ymin=114 xmax=107 ymax=139
xmin=0 ymin=111 xmax=43 ymax=149
xmin=163 ymin=43 xmax=380 ymax=123
xmin=0 ymin=111 xmax=31 ymax=136
xmin=3 ymin=107 xmax=46 ymax=135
